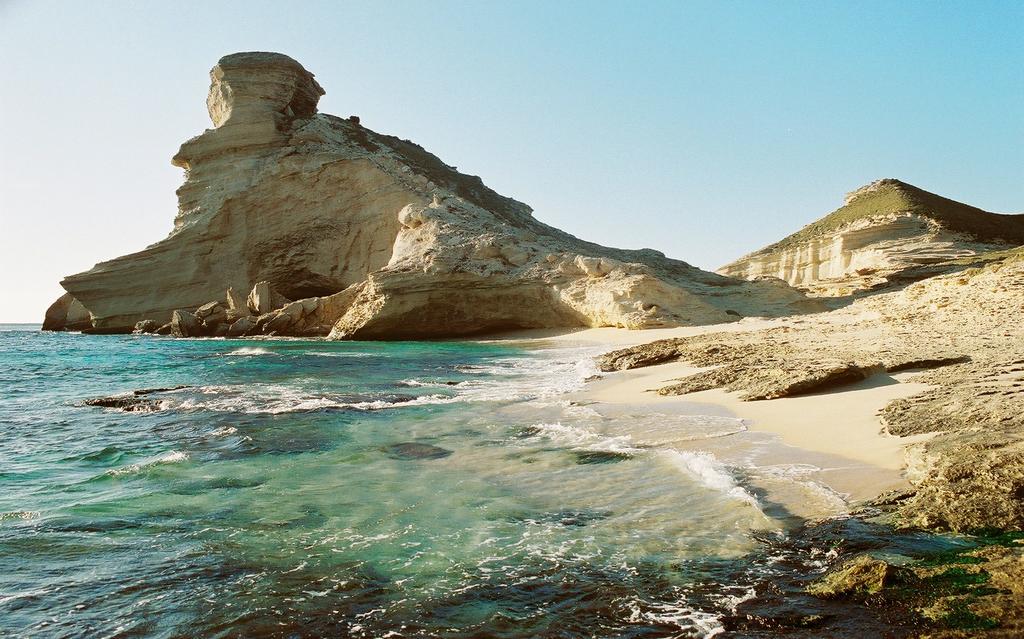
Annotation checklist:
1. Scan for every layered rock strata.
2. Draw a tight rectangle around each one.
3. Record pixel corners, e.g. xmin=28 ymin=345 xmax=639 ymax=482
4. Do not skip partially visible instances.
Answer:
xmin=45 ymin=52 xmax=810 ymax=338
xmin=719 ymin=179 xmax=1024 ymax=296
xmin=597 ymin=248 xmax=1024 ymax=532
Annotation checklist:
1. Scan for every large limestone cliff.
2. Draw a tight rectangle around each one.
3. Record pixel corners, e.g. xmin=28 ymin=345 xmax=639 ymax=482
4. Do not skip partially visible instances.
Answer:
xmin=718 ymin=179 xmax=1024 ymax=296
xmin=47 ymin=52 xmax=809 ymax=338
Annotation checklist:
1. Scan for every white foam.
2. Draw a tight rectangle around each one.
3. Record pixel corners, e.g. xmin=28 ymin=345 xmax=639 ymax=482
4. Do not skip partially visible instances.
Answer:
xmin=106 ymin=450 xmax=189 ymax=476
xmin=167 ymin=384 xmax=457 ymax=414
xmin=616 ymin=413 xmax=749 ymax=447
xmin=525 ymin=421 xmax=638 ymax=453
xmin=221 ymin=347 xmax=277 ymax=356
xmin=663 ymin=450 xmax=760 ymax=508
xmin=752 ymin=464 xmax=849 ymax=511
xmin=625 ymin=599 xmax=725 ymax=638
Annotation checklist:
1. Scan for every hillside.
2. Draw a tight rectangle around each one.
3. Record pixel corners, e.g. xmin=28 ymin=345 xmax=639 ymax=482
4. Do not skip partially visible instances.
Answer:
xmin=719 ymin=179 xmax=1024 ymax=295
xmin=44 ymin=52 xmax=809 ymax=338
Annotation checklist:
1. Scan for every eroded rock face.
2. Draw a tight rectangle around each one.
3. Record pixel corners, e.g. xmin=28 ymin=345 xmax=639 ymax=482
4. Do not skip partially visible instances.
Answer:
xmin=42 ymin=293 xmax=92 ymax=331
xmin=718 ymin=179 xmax=1024 ymax=296
xmin=48 ymin=51 xmax=809 ymax=337
xmin=596 ymin=249 xmax=1024 ymax=531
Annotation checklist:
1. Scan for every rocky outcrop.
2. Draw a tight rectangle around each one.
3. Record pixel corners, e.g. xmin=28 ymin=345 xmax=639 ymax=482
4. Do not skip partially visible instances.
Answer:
xmin=47 ymin=51 xmax=809 ymax=338
xmin=170 ymin=310 xmax=203 ymax=338
xmin=596 ymin=248 xmax=1024 ymax=531
xmin=719 ymin=179 xmax=1024 ymax=296
xmin=42 ymin=293 xmax=92 ymax=331
xmin=806 ymin=554 xmax=894 ymax=598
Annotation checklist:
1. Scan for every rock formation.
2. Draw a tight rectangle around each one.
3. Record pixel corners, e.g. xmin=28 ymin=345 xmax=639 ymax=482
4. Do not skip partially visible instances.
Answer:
xmin=719 ymin=179 xmax=1024 ymax=296
xmin=44 ymin=51 xmax=811 ymax=338
xmin=42 ymin=292 xmax=93 ymax=332
xmin=596 ymin=248 xmax=1024 ymax=532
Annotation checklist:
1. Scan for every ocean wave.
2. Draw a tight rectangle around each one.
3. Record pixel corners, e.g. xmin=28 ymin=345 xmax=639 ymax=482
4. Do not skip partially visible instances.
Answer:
xmin=615 ymin=413 xmax=749 ymax=446
xmin=163 ymin=384 xmax=456 ymax=414
xmin=663 ymin=450 xmax=761 ymax=509
xmin=105 ymin=450 xmax=189 ymax=477
xmin=77 ymin=346 xmax=604 ymax=418
xmin=221 ymin=347 xmax=278 ymax=356
xmin=439 ymin=347 xmax=605 ymax=403
xmin=522 ymin=421 xmax=639 ymax=454
xmin=752 ymin=464 xmax=849 ymax=511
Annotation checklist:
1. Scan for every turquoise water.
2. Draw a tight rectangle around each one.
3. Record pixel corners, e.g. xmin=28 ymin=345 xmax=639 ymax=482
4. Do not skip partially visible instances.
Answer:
xmin=0 ymin=325 xmax=956 ymax=637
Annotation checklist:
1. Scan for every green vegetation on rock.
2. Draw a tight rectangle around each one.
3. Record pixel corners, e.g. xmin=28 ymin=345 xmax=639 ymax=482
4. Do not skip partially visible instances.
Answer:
xmin=760 ymin=179 xmax=1024 ymax=254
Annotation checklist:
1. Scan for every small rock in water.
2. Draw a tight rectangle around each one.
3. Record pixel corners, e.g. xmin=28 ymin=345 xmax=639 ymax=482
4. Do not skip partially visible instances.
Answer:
xmin=572 ymin=450 xmax=632 ymax=464
xmin=84 ymin=386 xmax=188 ymax=411
xmin=507 ymin=509 xmax=612 ymax=527
xmin=84 ymin=396 xmax=164 ymax=412
xmin=132 ymin=385 xmax=189 ymax=396
xmin=551 ymin=509 xmax=611 ymax=527
xmin=383 ymin=442 xmax=453 ymax=460
xmin=514 ymin=425 xmax=543 ymax=439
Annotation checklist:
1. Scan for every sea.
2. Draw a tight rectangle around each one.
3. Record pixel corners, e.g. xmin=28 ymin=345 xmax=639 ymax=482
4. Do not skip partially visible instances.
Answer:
xmin=0 ymin=324 xmax=965 ymax=638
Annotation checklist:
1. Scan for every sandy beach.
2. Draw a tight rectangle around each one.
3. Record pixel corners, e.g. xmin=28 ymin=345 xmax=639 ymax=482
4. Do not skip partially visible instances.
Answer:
xmin=536 ymin=322 xmax=937 ymax=505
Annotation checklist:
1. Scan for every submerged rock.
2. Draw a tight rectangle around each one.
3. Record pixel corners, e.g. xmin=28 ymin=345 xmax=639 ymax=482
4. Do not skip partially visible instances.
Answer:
xmin=84 ymin=396 xmax=164 ymax=412
xmin=383 ymin=442 xmax=453 ymax=460
xmin=83 ymin=386 xmax=188 ymax=412
xmin=572 ymin=450 xmax=632 ymax=464
xmin=507 ymin=509 xmax=612 ymax=527
xmin=46 ymin=51 xmax=809 ymax=337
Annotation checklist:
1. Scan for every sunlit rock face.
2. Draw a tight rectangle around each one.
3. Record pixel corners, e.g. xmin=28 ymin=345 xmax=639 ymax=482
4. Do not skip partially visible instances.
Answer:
xmin=50 ymin=52 xmax=810 ymax=337
xmin=719 ymin=179 xmax=1024 ymax=296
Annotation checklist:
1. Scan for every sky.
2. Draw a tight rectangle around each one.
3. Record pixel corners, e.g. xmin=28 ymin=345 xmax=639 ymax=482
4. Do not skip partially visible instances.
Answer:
xmin=0 ymin=0 xmax=1021 ymax=322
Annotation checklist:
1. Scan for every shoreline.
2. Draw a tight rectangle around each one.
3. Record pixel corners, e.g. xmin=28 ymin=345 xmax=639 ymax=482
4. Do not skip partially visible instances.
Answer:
xmin=528 ymin=324 xmax=933 ymax=507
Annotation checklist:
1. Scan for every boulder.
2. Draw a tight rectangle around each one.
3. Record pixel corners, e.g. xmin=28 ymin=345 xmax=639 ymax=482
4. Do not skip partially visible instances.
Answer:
xmin=194 ymin=301 xmax=228 ymax=333
xmin=170 ymin=310 xmax=204 ymax=338
xmin=262 ymin=311 xmax=296 ymax=334
xmin=133 ymin=319 xmax=159 ymax=334
xmin=225 ymin=286 xmax=250 ymax=322
xmin=226 ymin=316 xmax=256 ymax=337
xmin=195 ymin=301 xmax=227 ymax=323
xmin=806 ymin=555 xmax=895 ymax=598
xmin=247 ymin=281 xmax=290 ymax=316
xmin=42 ymin=292 xmax=93 ymax=332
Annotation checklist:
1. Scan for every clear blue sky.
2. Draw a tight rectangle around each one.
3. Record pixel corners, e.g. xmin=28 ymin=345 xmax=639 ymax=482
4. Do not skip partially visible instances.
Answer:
xmin=1 ymin=0 xmax=1021 ymax=321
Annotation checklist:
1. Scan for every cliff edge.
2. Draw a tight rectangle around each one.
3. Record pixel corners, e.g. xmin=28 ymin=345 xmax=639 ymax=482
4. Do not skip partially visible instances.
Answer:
xmin=718 ymin=179 xmax=1024 ymax=296
xmin=45 ymin=52 xmax=810 ymax=338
